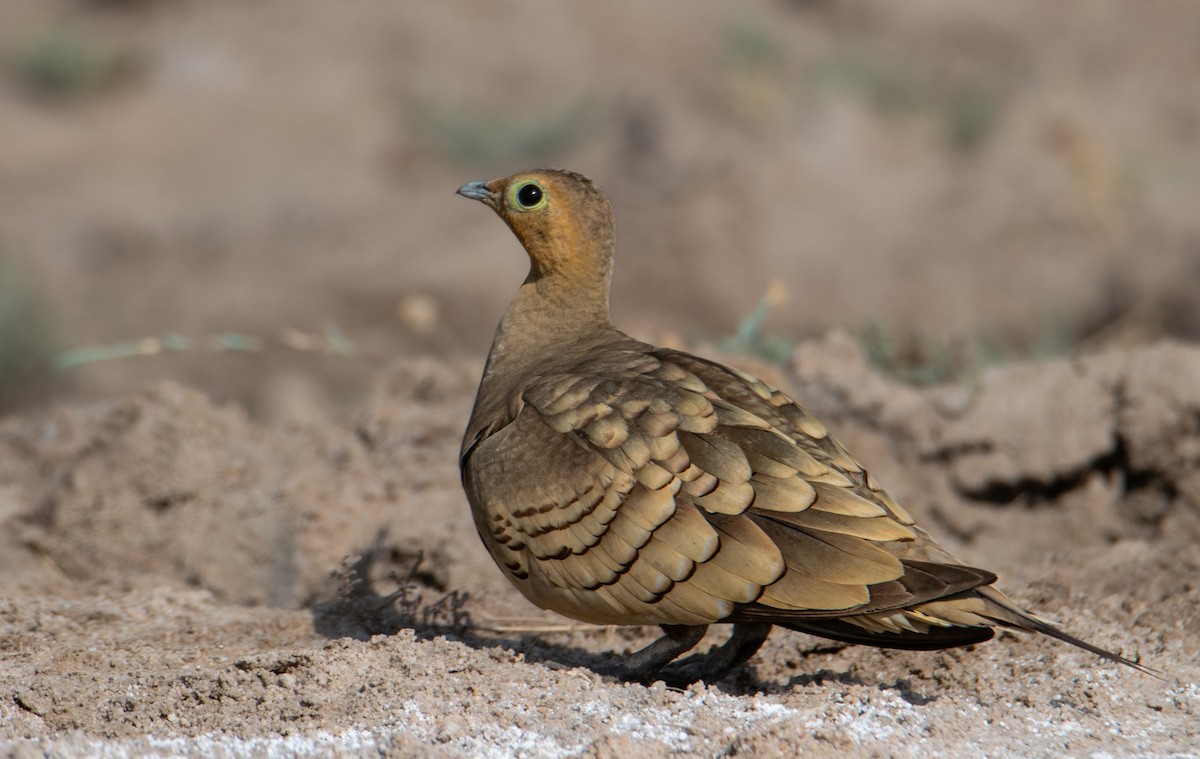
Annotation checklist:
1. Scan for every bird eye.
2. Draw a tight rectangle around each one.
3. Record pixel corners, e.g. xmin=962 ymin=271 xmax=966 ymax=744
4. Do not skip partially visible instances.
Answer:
xmin=513 ymin=181 xmax=546 ymax=210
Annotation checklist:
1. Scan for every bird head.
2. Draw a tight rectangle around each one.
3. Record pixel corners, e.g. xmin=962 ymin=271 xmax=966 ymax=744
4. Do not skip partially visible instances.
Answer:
xmin=457 ymin=169 xmax=615 ymax=285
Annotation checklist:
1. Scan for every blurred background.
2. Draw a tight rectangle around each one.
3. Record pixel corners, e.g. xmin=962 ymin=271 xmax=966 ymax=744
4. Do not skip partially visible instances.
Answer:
xmin=2 ymin=0 xmax=1198 ymax=419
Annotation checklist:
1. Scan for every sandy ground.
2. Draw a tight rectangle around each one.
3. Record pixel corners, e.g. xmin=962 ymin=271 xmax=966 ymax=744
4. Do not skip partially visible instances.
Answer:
xmin=2 ymin=336 xmax=1199 ymax=757
xmin=2 ymin=1 xmax=1200 ymax=756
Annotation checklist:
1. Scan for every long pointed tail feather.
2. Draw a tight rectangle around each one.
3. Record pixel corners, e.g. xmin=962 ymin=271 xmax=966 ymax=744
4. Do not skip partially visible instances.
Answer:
xmin=785 ymin=586 xmax=1158 ymax=677
xmin=970 ymin=587 xmax=1160 ymax=677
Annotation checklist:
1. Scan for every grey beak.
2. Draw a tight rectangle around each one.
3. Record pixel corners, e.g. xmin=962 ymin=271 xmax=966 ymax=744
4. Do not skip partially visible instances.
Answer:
xmin=456 ymin=180 xmax=499 ymax=206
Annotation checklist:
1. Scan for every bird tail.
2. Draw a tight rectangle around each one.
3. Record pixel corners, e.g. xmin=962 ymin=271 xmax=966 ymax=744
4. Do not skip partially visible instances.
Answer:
xmin=964 ymin=586 xmax=1158 ymax=676
xmin=784 ymin=586 xmax=1158 ymax=677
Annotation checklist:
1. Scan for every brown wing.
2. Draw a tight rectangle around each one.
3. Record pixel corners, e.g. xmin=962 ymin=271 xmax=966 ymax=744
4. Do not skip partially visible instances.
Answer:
xmin=658 ymin=350 xmax=1155 ymax=668
xmin=463 ymin=350 xmax=788 ymax=626
xmin=650 ymin=351 xmax=1004 ymax=624
xmin=462 ymin=346 xmax=1003 ymax=631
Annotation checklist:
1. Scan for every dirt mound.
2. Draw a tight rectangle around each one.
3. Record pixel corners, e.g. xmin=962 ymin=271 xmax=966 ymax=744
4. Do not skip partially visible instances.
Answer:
xmin=1 ymin=383 xmax=401 ymax=606
xmin=0 ymin=339 xmax=1196 ymax=756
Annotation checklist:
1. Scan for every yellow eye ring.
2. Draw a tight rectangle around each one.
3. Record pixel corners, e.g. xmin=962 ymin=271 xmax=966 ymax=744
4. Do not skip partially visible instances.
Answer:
xmin=508 ymin=180 xmax=548 ymax=212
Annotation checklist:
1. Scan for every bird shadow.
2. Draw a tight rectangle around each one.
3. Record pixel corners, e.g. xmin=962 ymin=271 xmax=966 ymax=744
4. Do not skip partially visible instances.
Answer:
xmin=706 ymin=663 xmax=937 ymax=705
xmin=883 ymin=677 xmax=940 ymax=706
xmin=309 ymin=544 xmax=938 ymax=705
xmin=308 ymin=543 xmax=642 ymax=679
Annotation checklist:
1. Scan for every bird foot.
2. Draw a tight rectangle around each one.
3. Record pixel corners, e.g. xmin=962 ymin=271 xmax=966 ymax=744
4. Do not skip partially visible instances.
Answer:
xmin=616 ymin=624 xmax=707 ymax=684
xmin=632 ymin=622 xmax=774 ymax=688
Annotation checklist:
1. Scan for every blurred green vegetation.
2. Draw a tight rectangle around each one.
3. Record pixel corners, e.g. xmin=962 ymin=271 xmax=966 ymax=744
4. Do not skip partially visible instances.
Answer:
xmin=717 ymin=289 xmax=1080 ymax=386
xmin=857 ymin=316 xmax=1078 ymax=386
xmin=54 ymin=325 xmax=354 ymax=371
xmin=8 ymin=27 xmax=139 ymax=102
xmin=0 ymin=263 xmax=56 ymax=410
xmin=722 ymin=16 xmax=783 ymax=73
xmin=411 ymin=100 xmax=593 ymax=166
xmin=811 ymin=51 xmax=1009 ymax=152
xmin=718 ymin=290 xmax=795 ymax=364
xmin=857 ymin=321 xmax=971 ymax=386
xmin=715 ymin=14 xmax=788 ymax=128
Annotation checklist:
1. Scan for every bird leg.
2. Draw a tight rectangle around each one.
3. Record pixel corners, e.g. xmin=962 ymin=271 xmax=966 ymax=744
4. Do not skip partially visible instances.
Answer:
xmin=618 ymin=624 xmax=707 ymax=683
xmin=662 ymin=622 xmax=773 ymax=687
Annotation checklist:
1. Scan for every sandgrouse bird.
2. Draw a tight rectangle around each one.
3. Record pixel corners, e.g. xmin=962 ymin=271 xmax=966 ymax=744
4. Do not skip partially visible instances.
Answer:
xmin=457 ymin=168 xmax=1147 ymax=684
